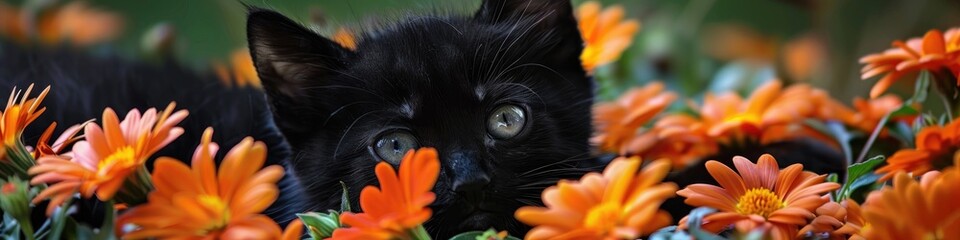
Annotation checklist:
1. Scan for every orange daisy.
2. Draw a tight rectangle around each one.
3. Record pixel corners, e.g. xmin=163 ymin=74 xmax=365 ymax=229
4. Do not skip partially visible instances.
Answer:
xmin=29 ymin=103 xmax=188 ymax=211
xmin=575 ymin=1 xmax=640 ymax=72
xmin=860 ymin=170 xmax=960 ymax=240
xmin=332 ymin=148 xmax=440 ymax=240
xmin=117 ymin=128 xmax=286 ymax=239
xmin=592 ymin=82 xmax=677 ymax=155
xmin=0 ymin=84 xmax=51 ymax=179
xmin=874 ymin=119 xmax=960 ymax=181
xmin=798 ymin=199 xmax=866 ymax=239
xmin=515 ymin=157 xmax=677 ymax=240
xmin=860 ymin=28 xmax=960 ymax=98
xmin=676 ymin=154 xmax=840 ymax=239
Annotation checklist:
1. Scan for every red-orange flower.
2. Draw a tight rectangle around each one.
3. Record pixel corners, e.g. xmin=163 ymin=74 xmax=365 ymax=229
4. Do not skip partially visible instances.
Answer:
xmin=798 ymin=199 xmax=866 ymax=239
xmin=332 ymin=148 xmax=440 ymax=239
xmin=677 ymin=154 xmax=840 ymax=239
xmin=214 ymin=48 xmax=261 ymax=88
xmin=515 ymin=157 xmax=677 ymax=240
xmin=860 ymin=170 xmax=960 ymax=240
xmin=117 ymin=128 xmax=286 ymax=239
xmin=29 ymin=103 xmax=187 ymax=212
xmin=576 ymin=1 xmax=640 ymax=72
xmin=875 ymin=119 xmax=960 ymax=181
xmin=818 ymin=95 xmax=908 ymax=134
xmin=592 ymin=82 xmax=676 ymax=154
xmin=0 ymin=84 xmax=51 ymax=179
xmin=860 ymin=28 xmax=960 ymax=98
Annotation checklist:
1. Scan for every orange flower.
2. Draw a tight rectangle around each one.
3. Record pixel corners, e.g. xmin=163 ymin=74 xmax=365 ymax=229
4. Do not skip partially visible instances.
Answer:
xmin=333 ymin=27 xmax=357 ymax=50
xmin=860 ymin=170 xmax=960 ymax=240
xmin=818 ymin=95 xmax=908 ymax=134
xmin=658 ymin=81 xmax=829 ymax=146
xmin=332 ymin=148 xmax=440 ymax=239
xmin=515 ymin=157 xmax=677 ymax=240
xmin=798 ymin=199 xmax=866 ymax=239
xmin=576 ymin=1 xmax=640 ymax=72
xmin=0 ymin=84 xmax=51 ymax=178
xmin=592 ymin=82 xmax=676 ymax=154
xmin=860 ymin=28 xmax=960 ymax=98
xmin=29 ymin=103 xmax=187 ymax=211
xmin=2 ymin=84 xmax=50 ymax=147
xmin=214 ymin=48 xmax=262 ymax=88
xmin=33 ymin=121 xmax=86 ymax=159
xmin=117 ymin=128 xmax=286 ymax=239
xmin=676 ymin=154 xmax=840 ymax=239
xmin=36 ymin=1 xmax=122 ymax=46
xmin=875 ymin=119 xmax=960 ymax=181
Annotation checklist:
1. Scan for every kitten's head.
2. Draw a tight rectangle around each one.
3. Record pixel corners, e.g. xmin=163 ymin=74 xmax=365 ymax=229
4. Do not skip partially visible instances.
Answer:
xmin=247 ymin=0 xmax=593 ymax=236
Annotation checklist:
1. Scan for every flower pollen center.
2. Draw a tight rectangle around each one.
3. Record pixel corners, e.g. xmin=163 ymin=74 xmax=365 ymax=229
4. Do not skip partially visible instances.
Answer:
xmin=97 ymin=147 xmax=136 ymax=175
xmin=197 ymin=194 xmax=231 ymax=233
xmin=736 ymin=188 xmax=783 ymax=218
xmin=584 ymin=203 xmax=621 ymax=232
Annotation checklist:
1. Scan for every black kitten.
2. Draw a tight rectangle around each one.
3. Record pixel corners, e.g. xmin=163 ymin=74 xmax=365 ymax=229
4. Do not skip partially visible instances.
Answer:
xmin=247 ymin=0 xmax=593 ymax=236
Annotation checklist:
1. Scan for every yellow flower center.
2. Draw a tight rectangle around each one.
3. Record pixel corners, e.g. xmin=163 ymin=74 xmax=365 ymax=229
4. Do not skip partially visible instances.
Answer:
xmin=736 ymin=188 xmax=783 ymax=218
xmin=97 ymin=147 xmax=136 ymax=176
xmin=197 ymin=194 xmax=231 ymax=234
xmin=584 ymin=202 xmax=621 ymax=232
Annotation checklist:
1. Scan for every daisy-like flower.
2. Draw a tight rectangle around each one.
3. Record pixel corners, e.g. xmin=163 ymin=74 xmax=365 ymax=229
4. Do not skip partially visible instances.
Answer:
xmin=874 ymin=119 xmax=960 ymax=181
xmin=214 ymin=48 xmax=261 ymax=88
xmin=515 ymin=157 xmax=677 ymax=240
xmin=0 ymin=84 xmax=51 ymax=179
xmin=332 ymin=148 xmax=440 ymax=240
xmin=860 ymin=28 xmax=960 ymax=98
xmin=592 ymin=82 xmax=677 ymax=155
xmin=117 ymin=128 xmax=287 ymax=239
xmin=860 ymin=170 xmax=960 ymax=240
xmin=575 ymin=1 xmax=640 ymax=72
xmin=29 ymin=103 xmax=187 ymax=210
xmin=798 ymin=199 xmax=866 ymax=240
xmin=677 ymin=154 xmax=840 ymax=239
xmin=819 ymin=95 xmax=908 ymax=134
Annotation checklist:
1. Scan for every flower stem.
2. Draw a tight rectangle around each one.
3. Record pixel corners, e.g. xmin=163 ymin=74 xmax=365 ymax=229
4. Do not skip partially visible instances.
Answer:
xmin=407 ymin=225 xmax=431 ymax=240
xmin=932 ymin=69 xmax=959 ymax=119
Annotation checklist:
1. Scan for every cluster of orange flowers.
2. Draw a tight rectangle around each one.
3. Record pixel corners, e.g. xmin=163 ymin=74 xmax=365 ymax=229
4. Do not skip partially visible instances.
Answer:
xmin=592 ymin=79 xmax=906 ymax=168
xmin=0 ymin=1 xmax=121 ymax=46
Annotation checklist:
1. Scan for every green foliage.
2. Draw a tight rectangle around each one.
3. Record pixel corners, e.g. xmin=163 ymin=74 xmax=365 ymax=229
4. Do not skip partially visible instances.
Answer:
xmin=650 ymin=207 xmax=726 ymax=240
xmin=837 ymin=156 xmax=884 ymax=201
xmin=449 ymin=229 xmax=521 ymax=240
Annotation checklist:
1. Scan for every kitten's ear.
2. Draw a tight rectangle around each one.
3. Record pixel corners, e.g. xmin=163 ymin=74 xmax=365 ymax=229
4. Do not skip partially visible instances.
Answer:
xmin=247 ymin=8 xmax=351 ymax=144
xmin=475 ymin=0 xmax=584 ymax=71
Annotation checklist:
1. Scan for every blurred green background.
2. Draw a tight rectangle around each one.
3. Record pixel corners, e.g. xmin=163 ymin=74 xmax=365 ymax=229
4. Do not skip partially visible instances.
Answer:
xmin=6 ymin=0 xmax=960 ymax=101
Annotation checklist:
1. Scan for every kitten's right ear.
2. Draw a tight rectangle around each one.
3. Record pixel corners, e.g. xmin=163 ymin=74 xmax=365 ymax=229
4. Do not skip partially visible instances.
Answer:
xmin=247 ymin=8 xmax=352 ymax=144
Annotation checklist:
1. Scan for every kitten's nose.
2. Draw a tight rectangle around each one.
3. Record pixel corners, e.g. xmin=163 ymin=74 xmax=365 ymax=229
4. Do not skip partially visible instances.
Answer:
xmin=447 ymin=151 xmax=491 ymax=193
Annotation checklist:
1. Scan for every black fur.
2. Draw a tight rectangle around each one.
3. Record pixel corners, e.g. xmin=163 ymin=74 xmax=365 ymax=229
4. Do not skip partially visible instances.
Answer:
xmin=247 ymin=0 xmax=593 ymax=237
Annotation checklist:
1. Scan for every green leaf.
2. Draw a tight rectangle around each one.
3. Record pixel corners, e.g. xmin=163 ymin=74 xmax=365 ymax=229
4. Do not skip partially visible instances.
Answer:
xmin=910 ymin=70 xmax=931 ymax=104
xmin=339 ymin=181 xmax=351 ymax=213
xmin=297 ymin=212 xmax=340 ymax=239
xmin=826 ymin=173 xmax=839 ymax=183
xmin=839 ymin=156 xmax=885 ymax=200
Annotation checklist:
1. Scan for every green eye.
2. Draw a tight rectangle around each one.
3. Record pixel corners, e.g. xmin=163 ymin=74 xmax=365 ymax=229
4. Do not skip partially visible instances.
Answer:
xmin=373 ymin=131 xmax=419 ymax=164
xmin=487 ymin=104 xmax=527 ymax=139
